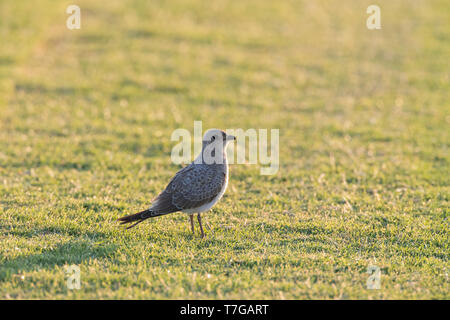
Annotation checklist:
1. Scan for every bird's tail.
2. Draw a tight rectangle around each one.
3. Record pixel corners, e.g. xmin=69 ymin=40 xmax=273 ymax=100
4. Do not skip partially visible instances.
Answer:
xmin=117 ymin=209 xmax=157 ymax=229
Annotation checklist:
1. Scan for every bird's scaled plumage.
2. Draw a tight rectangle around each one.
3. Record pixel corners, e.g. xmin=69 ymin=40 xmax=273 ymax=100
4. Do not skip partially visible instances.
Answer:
xmin=118 ymin=129 xmax=236 ymax=238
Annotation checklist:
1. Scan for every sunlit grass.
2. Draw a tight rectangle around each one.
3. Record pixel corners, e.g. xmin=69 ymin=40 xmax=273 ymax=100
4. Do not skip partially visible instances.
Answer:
xmin=0 ymin=0 xmax=448 ymax=299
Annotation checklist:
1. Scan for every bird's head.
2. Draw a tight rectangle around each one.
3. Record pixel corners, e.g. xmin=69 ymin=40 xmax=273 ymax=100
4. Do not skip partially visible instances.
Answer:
xmin=202 ymin=129 xmax=236 ymax=150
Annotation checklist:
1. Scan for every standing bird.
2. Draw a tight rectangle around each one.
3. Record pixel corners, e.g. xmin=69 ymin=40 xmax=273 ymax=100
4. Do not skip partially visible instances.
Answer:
xmin=118 ymin=129 xmax=236 ymax=238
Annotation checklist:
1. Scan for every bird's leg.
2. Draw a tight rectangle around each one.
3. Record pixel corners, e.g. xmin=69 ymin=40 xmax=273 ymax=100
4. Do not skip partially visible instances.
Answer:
xmin=189 ymin=214 xmax=195 ymax=235
xmin=197 ymin=213 xmax=205 ymax=238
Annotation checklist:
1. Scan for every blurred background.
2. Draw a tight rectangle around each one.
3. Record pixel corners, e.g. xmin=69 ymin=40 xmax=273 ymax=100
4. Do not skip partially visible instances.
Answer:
xmin=0 ymin=0 xmax=448 ymax=299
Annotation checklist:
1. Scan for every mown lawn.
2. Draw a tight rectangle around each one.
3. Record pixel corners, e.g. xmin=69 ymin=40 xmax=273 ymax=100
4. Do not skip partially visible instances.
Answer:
xmin=0 ymin=0 xmax=448 ymax=299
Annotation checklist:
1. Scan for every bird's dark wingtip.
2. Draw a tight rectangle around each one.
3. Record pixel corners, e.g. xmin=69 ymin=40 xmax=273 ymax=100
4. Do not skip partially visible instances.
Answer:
xmin=117 ymin=209 xmax=153 ymax=228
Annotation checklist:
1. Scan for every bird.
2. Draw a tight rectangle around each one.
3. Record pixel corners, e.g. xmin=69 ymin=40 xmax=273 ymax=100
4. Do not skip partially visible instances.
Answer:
xmin=118 ymin=129 xmax=236 ymax=238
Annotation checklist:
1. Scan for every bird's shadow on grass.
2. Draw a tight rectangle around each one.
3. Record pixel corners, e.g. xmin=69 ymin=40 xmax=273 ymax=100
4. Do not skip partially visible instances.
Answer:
xmin=0 ymin=236 xmax=117 ymax=282
xmin=2 ymin=223 xmax=112 ymax=240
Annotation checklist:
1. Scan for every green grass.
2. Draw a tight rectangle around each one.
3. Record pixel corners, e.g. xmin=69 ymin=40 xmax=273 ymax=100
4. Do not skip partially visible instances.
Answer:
xmin=0 ymin=0 xmax=448 ymax=299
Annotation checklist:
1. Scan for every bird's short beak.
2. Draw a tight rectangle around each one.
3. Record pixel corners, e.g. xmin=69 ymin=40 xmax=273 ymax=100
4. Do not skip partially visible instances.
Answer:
xmin=227 ymin=135 xmax=236 ymax=141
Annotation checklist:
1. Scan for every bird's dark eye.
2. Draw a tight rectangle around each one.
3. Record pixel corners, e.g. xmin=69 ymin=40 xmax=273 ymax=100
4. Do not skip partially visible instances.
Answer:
xmin=211 ymin=136 xmax=216 ymax=141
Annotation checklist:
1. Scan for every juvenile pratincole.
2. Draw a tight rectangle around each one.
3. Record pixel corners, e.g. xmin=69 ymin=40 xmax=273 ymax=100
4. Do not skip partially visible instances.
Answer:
xmin=118 ymin=129 xmax=236 ymax=238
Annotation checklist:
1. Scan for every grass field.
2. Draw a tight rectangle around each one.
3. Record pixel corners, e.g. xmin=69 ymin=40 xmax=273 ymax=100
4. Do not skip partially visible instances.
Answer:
xmin=0 ymin=0 xmax=448 ymax=299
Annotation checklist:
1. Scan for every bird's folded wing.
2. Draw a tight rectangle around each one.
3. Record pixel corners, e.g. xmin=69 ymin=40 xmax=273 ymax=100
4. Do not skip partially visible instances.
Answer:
xmin=150 ymin=164 xmax=225 ymax=213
